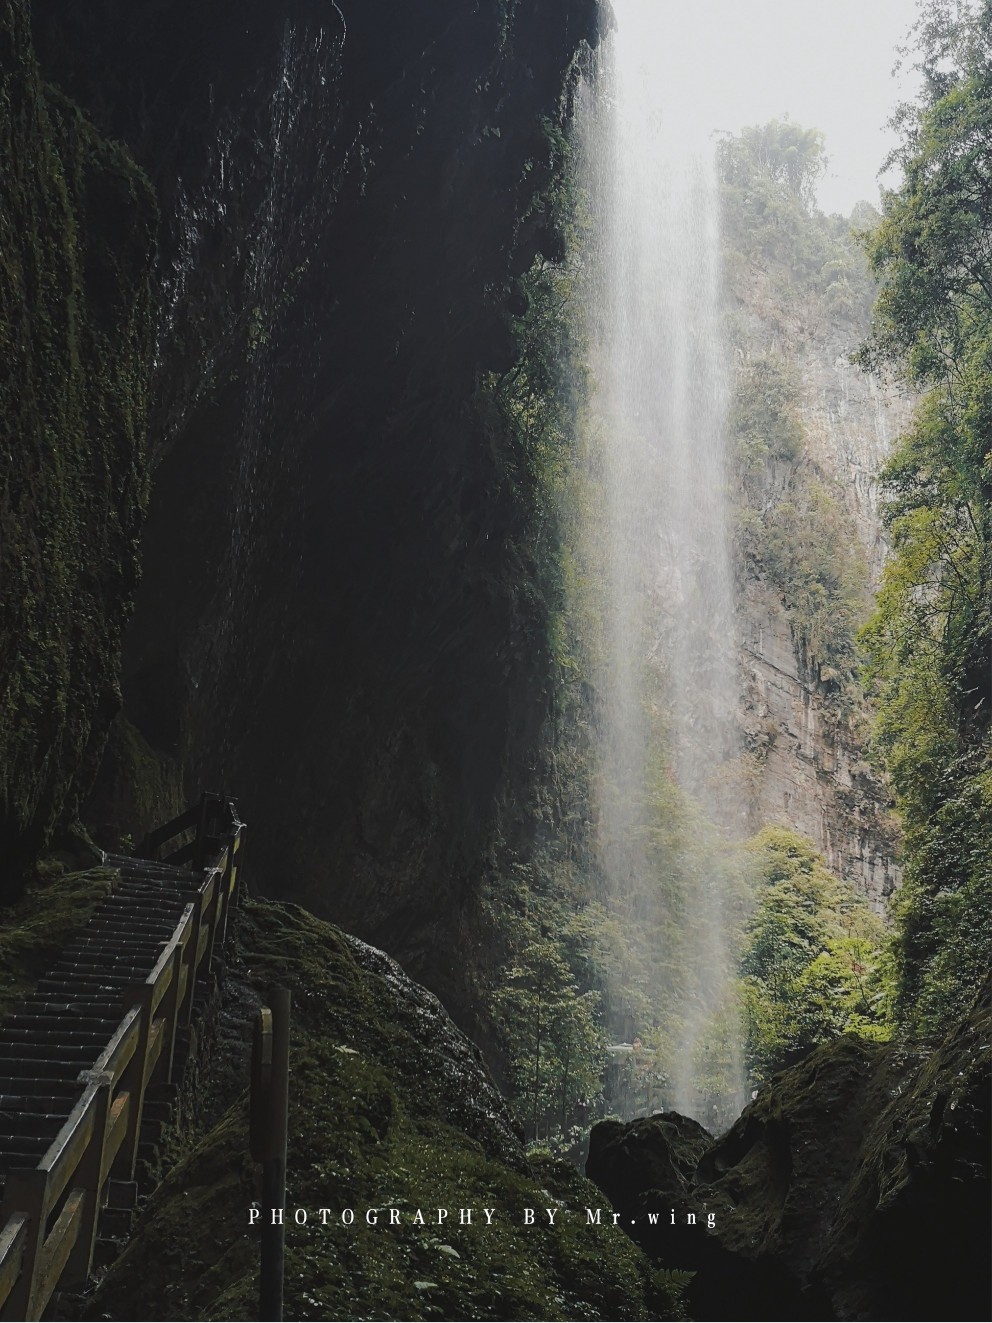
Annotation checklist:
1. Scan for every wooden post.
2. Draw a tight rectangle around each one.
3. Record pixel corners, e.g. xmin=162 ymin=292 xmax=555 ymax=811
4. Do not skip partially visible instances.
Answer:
xmin=113 ymin=983 xmax=154 ymax=1180
xmin=217 ymin=829 xmax=241 ymax=951
xmin=253 ymin=989 xmax=290 ymax=1323
xmin=0 ymin=1170 xmax=47 ymax=1322
xmin=63 ymin=1072 xmax=113 ymax=1286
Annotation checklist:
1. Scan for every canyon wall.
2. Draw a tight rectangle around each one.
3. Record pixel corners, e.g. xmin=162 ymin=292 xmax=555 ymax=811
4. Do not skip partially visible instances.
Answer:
xmin=737 ymin=336 xmax=911 ymax=909
xmin=724 ymin=144 xmax=912 ymax=911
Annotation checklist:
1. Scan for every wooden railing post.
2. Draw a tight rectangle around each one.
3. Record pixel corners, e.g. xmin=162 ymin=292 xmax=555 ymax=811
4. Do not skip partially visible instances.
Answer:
xmin=253 ymin=989 xmax=290 ymax=1323
xmin=212 ymin=829 xmax=241 ymax=963
xmin=204 ymin=866 xmax=225 ymax=976
xmin=220 ymin=829 xmax=242 ymax=946
xmin=183 ymin=872 xmax=216 ymax=1025
xmin=177 ymin=902 xmax=198 ymax=1028
xmin=0 ymin=1171 xmax=47 ymax=1322
xmin=63 ymin=1072 xmax=113 ymax=1287
xmin=113 ymin=984 xmax=154 ymax=1180
xmin=157 ymin=941 xmax=185 ymax=1086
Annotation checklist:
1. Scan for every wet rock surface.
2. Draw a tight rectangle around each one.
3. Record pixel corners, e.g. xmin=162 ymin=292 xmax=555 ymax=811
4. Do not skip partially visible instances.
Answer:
xmin=344 ymin=933 xmax=525 ymax=1167
xmin=586 ymin=994 xmax=991 ymax=1321
xmin=738 ymin=577 xmax=902 ymax=913
xmin=586 ymin=1112 xmax=713 ymax=1236
xmin=728 ymin=228 xmax=913 ymax=914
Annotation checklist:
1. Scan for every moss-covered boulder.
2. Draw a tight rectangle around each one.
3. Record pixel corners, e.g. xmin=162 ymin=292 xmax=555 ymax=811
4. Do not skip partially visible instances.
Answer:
xmin=0 ymin=0 xmax=157 ymax=890
xmin=585 ymin=993 xmax=991 ymax=1321
xmin=816 ymin=985 xmax=991 ymax=1321
xmin=87 ymin=898 xmax=683 ymax=1321
xmin=585 ymin=1112 xmax=713 ymax=1261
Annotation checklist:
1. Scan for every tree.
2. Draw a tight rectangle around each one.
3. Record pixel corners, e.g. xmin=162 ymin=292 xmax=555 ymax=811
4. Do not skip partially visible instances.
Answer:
xmin=720 ymin=119 xmax=826 ymax=213
xmin=492 ymin=932 xmax=604 ymax=1141
xmin=855 ymin=0 xmax=992 ymax=1034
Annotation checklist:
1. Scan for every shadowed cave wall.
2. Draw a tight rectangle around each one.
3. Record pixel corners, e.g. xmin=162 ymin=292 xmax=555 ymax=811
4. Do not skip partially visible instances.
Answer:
xmin=28 ymin=0 xmax=600 ymax=1024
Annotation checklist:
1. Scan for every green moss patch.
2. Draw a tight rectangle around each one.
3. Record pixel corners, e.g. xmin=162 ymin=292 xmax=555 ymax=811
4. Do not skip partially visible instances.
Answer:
xmin=0 ymin=864 xmax=117 ymax=1018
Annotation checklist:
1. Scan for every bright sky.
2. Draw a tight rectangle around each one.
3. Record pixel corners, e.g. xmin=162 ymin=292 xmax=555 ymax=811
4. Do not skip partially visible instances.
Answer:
xmin=627 ymin=0 xmax=923 ymax=215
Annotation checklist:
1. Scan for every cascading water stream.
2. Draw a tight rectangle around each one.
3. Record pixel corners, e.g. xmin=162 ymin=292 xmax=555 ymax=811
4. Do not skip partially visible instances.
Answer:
xmin=576 ymin=0 xmax=746 ymax=1127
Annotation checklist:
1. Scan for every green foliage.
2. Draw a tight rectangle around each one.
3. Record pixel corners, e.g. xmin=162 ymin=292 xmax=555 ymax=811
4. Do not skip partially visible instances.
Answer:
xmin=730 ymin=355 xmax=804 ymax=469
xmin=858 ymin=1 xmax=992 ymax=383
xmin=654 ymin=1268 xmax=695 ymax=1293
xmin=730 ymin=352 xmax=870 ymax=679
xmin=720 ymin=122 xmax=875 ymax=686
xmin=718 ymin=118 xmax=876 ymax=323
xmin=855 ymin=0 xmax=992 ymax=1035
xmin=740 ymin=829 xmax=893 ymax=1083
xmin=759 ymin=477 xmax=870 ymax=675
xmin=721 ymin=119 xmax=826 ymax=212
xmin=493 ymin=920 xmax=605 ymax=1140
xmin=889 ymin=768 xmax=992 ymax=1032
xmin=472 ymin=129 xmax=586 ymax=692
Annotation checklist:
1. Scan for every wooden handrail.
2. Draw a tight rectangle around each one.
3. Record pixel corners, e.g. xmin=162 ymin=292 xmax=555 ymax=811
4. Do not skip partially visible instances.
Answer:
xmin=139 ymin=792 xmax=242 ymax=869
xmin=91 ymin=1006 xmax=143 ymax=1084
xmin=39 ymin=1081 xmax=104 ymax=1216
xmin=138 ymin=803 xmax=202 ymax=858
xmin=0 ymin=1217 xmax=27 ymax=1307
xmin=0 ymin=801 xmax=245 ymax=1321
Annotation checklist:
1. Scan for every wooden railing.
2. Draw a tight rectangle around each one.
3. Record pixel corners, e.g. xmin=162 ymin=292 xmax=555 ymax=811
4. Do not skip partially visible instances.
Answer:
xmin=0 ymin=795 xmax=244 ymax=1321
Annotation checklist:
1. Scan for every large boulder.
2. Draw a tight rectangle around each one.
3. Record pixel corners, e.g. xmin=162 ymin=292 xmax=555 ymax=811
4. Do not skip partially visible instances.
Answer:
xmin=586 ymin=1112 xmax=714 ymax=1256
xmin=586 ymin=990 xmax=991 ymax=1321
xmin=87 ymin=897 xmax=680 ymax=1322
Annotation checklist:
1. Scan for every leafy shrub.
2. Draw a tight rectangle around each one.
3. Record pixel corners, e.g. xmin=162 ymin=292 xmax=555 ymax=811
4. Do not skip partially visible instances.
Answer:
xmin=740 ymin=828 xmax=893 ymax=1082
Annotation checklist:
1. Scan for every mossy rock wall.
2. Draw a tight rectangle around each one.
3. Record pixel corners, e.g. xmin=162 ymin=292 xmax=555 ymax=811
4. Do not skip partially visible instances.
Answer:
xmin=0 ymin=0 xmax=156 ymax=889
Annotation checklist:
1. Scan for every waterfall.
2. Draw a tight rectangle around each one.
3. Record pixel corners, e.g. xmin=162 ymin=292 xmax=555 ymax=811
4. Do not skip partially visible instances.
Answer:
xmin=574 ymin=0 xmax=746 ymax=1128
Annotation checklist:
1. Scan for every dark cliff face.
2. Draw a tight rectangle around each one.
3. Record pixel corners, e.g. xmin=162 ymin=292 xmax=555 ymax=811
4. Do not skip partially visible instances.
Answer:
xmin=30 ymin=0 xmax=599 ymax=1009
xmin=0 ymin=0 xmax=157 ymax=887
